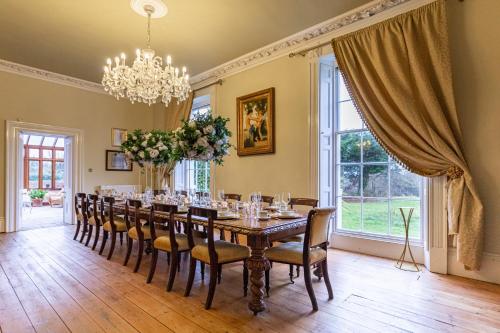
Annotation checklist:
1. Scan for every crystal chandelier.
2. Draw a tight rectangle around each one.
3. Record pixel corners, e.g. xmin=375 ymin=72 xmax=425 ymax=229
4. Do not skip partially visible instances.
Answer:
xmin=102 ymin=1 xmax=191 ymax=107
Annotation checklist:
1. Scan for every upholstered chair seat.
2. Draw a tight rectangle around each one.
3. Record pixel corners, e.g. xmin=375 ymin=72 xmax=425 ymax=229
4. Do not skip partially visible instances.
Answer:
xmin=88 ymin=216 xmax=97 ymax=225
xmin=154 ymin=231 xmax=205 ymax=252
xmin=265 ymin=241 xmax=326 ymax=265
xmin=128 ymin=226 xmax=152 ymax=240
xmin=76 ymin=213 xmax=84 ymax=221
xmin=103 ymin=219 xmax=127 ymax=232
xmin=192 ymin=240 xmax=250 ymax=264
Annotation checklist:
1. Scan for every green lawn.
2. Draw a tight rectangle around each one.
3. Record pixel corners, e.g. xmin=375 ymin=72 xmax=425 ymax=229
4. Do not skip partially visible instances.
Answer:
xmin=338 ymin=198 xmax=421 ymax=239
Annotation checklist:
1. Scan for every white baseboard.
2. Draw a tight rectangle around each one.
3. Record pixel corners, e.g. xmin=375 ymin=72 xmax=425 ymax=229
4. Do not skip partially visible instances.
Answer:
xmin=0 ymin=217 xmax=5 ymax=233
xmin=447 ymin=249 xmax=500 ymax=284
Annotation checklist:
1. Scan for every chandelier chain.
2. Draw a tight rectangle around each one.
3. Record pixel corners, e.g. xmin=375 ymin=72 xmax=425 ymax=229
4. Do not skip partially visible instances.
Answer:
xmin=147 ymin=12 xmax=151 ymax=49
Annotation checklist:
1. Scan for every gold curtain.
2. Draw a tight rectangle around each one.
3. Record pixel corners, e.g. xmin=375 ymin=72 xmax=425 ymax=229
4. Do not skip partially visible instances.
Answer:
xmin=331 ymin=0 xmax=484 ymax=270
xmin=164 ymin=92 xmax=194 ymax=130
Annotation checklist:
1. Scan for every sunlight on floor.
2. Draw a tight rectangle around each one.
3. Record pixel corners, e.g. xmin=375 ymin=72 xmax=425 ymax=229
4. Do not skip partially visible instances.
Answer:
xmin=21 ymin=205 xmax=63 ymax=230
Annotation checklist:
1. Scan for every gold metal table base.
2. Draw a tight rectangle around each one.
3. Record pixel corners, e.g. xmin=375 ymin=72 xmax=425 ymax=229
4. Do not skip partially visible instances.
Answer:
xmin=395 ymin=207 xmax=420 ymax=272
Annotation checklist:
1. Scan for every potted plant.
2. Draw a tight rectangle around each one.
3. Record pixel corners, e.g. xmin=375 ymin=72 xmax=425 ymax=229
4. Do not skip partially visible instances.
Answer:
xmin=30 ymin=189 xmax=46 ymax=207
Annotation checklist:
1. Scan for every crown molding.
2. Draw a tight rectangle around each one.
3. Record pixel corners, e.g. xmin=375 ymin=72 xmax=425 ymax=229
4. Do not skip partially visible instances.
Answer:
xmin=190 ymin=0 xmax=435 ymax=89
xmin=0 ymin=58 xmax=105 ymax=95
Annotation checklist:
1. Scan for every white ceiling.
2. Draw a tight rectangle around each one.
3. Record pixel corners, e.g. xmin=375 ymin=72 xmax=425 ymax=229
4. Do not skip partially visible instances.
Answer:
xmin=0 ymin=0 xmax=371 ymax=83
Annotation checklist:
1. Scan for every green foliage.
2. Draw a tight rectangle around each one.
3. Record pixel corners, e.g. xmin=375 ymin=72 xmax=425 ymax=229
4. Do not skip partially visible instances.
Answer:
xmin=173 ymin=111 xmax=232 ymax=165
xmin=121 ymin=129 xmax=175 ymax=167
xmin=29 ymin=189 xmax=46 ymax=199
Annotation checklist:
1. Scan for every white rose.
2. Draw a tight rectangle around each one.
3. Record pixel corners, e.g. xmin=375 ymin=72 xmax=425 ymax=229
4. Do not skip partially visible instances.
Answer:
xmin=195 ymin=130 xmax=202 ymax=136
xmin=138 ymin=151 xmax=145 ymax=159
xmin=216 ymin=139 xmax=223 ymax=145
xmin=141 ymin=141 xmax=148 ymax=147
xmin=187 ymin=150 xmax=197 ymax=158
xmin=132 ymin=135 xmax=137 ymax=140
xmin=150 ymin=150 xmax=159 ymax=158
xmin=203 ymin=125 xmax=214 ymax=134
xmin=196 ymin=136 xmax=209 ymax=147
xmin=189 ymin=121 xmax=196 ymax=128
xmin=132 ymin=146 xmax=138 ymax=151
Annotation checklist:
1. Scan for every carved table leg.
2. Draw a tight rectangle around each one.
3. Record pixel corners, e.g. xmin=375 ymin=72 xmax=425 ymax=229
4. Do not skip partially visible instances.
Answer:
xmin=246 ymin=234 xmax=270 ymax=315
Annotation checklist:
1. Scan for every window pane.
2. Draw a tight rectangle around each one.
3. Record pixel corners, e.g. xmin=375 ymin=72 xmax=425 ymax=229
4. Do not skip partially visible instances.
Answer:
xmin=340 ymin=165 xmax=360 ymax=196
xmin=363 ymin=199 xmax=389 ymax=234
xmin=338 ymin=101 xmax=363 ymax=131
xmin=362 ymin=132 xmax=388 ymax=162
xmin=391 ymin=201 xmax=421 ymax=239
xmin=390 ymin=163 xmax=420 ymax=198
xmin=42 ymin=161 xmax=52 ymax=189
xmin=336 ymin=69 xmax=351 ymax=101
xmin=28 ymin=135 xmax=43 ymax=145
xmin=29 ymin=149 xmax=39 ymax=158
xmin=55 ymin=162 xmax=64 ymax=188
xmin=339 ymin=133 xmax=361 ymax=163
xmin=22 ymin=134 xmax=29 ymax=143
xmin=29 ymin=160 xmax=39 ymax=188
xmin=55 ymin=138 xmax=65 ymax=147
xmin=363 ymin=165 xmax=388 ymax=197
xmin=42 ymin=136 xmax=56 ymax=146
xmin=338 ymin=197 xmax=361 ymax=231
xmin=43 ymin=150 xmax=52 ymax=158
xmin=55 ymin=150 xmax=64 ymax=159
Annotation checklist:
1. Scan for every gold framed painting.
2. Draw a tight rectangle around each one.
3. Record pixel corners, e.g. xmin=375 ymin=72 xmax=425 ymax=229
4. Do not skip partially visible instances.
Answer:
xmin=236 ymin=87 xmax=275 ymax=156
xmin=111 ymin=128 xmax=128 ymax=147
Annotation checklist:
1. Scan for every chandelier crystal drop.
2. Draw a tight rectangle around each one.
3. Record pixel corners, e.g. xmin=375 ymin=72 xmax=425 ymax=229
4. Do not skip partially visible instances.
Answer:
xmin=102 ymin=3 xmax=191 ymax=107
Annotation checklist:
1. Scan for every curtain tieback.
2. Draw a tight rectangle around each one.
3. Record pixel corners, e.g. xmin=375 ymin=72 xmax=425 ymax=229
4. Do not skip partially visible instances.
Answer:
xmin=446 ymin=165 xmax=464 ymax=179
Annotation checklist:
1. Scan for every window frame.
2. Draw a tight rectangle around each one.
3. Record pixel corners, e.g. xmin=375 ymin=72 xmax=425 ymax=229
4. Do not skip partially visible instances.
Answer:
xmin=330 ymin=67 xmax=424 ymax=244
xmin=23 ymin=139 xmax=64 ymax=190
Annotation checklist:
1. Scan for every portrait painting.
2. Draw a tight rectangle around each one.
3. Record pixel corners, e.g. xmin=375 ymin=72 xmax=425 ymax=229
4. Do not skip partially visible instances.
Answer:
xmin=105 ymin=150 xmax=133 ymax=171
xmin=236 ymin=87 xmax=275 ymax=156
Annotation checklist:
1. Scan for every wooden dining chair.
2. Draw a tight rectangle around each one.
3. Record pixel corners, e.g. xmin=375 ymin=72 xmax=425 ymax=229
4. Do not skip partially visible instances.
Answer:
xmin=223 ymin=193 xmax=242 ymax=244
xmin=85 ymin=194 xmax=102 ymax=250
xmin=123 ymin=199 xmax=152 ymax=272
xmin=250 ymin=194 xmax=274 ymax=205
xmin=265 ymin=207 xmax=335 ymax=311
xmin=73 ymin=193 xmax=87 ymax=241
xmin=99 ymin=196 xmax=128 ymax=260
xmin=184 ymin=207 xmax=250 ymax=310
xmin=279 ymin=197 xmax=319 ymax=281
xmin=147 ymin=203 xmax=206 ymax=290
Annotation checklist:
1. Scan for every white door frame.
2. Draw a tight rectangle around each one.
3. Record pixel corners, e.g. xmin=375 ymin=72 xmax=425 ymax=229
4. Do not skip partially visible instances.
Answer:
xmin=4 ymin=120 xmax=83 ymax=232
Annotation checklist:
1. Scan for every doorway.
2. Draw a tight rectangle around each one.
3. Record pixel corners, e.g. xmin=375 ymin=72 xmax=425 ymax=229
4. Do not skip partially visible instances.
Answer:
xmin=20 ymin=133 xmax=66 ymax=230
xmin=4 ymin=121 xmax=83 ymax=232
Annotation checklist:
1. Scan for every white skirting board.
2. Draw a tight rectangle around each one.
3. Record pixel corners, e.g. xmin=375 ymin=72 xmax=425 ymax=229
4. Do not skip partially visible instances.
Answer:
xmin=0 ymin=217 xmax=5 ymax=232
xmin=447 ymin=249 xmax=500 ymax=285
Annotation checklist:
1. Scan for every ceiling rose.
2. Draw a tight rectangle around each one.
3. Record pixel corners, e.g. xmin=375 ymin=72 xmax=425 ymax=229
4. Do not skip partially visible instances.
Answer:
xmin=102 ymin=0 xmax=191 ymax=107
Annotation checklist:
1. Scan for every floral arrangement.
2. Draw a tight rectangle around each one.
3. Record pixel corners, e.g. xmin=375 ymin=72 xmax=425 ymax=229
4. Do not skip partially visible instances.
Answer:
xmin=121 ymin=129 xmax=174 ymax=168
xmin=172 ymin=112 xmax=232 ymax=165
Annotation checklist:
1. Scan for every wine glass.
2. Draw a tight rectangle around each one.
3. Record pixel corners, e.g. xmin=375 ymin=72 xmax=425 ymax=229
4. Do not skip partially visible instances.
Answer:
xmin=217 ymin=189 xmax=225 ymax=202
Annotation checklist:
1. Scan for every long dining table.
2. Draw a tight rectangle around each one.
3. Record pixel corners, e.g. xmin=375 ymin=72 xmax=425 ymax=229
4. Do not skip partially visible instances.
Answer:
xmin=107 ymin=200 xmax=308 ymax=315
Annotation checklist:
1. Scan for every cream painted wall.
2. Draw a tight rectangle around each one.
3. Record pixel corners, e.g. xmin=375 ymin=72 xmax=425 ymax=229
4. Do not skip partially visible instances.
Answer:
xmin=0 ymin=71 xmax=153 ymax=219
xmin=214 ymin=56 xmax=312 ymax=201
xmin=447 ymin=0 xmax=500 ymax=255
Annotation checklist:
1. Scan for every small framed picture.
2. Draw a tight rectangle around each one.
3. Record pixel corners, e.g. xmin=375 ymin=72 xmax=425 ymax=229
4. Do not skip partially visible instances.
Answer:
xmin=111 ymin=128 xmax=128 ymax=147
xmin=105 ymin=150 xmax=133 ymax=171
xmin=237 ymin=87 xmax=275 ymax=156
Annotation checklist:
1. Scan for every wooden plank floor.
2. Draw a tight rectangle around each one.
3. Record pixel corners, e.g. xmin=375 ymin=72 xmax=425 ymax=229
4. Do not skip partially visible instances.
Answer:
xmin=1 ymin=226 xmax=499 ymax=333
